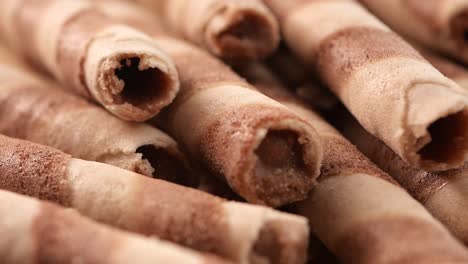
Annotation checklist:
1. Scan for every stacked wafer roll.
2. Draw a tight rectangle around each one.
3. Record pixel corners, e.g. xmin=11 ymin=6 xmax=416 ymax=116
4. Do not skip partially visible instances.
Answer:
xmin=236 ymin=63 xmax=468 ymax=264
xmin=0 ymin=44 xmax=193 ymax=185
xmin=0 ymin=134 xmax=310 ymax=264
xmin=0 ymin=190 xmax=233 ymax=264
xmin=264 ymin=0 xmax=468 ymax=172
xmin=0 ymin=0 xmax=180 ymax=121
xmin=127 ymin=0 xmax=280 ymax=59
xmin=95 ymin=0 xmax=324 ymax=207
xmin=341 ymin=113 xmax=468 ymax=245
xmin=359 ymin=0 xmax=468 ymax=64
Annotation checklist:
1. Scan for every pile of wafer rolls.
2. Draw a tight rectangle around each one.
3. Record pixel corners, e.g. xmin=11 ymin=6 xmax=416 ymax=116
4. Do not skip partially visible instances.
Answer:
xmin=1 ymin=0 xmax=468 ymax=263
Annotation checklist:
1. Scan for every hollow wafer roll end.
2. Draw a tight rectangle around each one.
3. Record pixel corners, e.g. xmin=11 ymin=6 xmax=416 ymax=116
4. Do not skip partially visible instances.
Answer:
xmin=83 ymin=25 xmax=180 ymax=121
xmin=202 ymin=0 xmax=280 ymax=59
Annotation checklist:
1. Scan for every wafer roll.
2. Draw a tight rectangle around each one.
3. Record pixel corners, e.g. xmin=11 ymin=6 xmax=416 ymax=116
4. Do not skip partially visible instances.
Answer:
xmin=128 ymin=0 xmax=280 ymax=59
xmin=264 ymin=0 xmax=468 ymax=171
xmin=0 ymin=135 xmax=310 ymax=264
xmin=359 ymin=0 xmax=468 ymax=64
xmin=238 ymin=63 xmax=468 ymax=264
xmin=0 ymin=46 xmax=192 ymax=186
xmin=0 ymin=0 xmax=179 ymax=121
xmin=96 ymin=0 xmax=324 ymax=207
xmin=342 ymin=113 xmax=468 ymax=245
xmin=0 ymin=190 xmax=233 ymax=264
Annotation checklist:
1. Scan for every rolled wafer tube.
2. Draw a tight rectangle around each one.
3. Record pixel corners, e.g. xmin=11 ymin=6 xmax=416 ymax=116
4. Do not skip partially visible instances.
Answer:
xmin=0 ymin=135 xmax=310 ymax=264
xmin=95 ymin=0 xmax=324 ymax=207
xmin=0 ymin=45 xmax=193 ymax=186
xmin=127 ymin=0 xmax=280 ymax=60
xmin=237 ymin=63 xmax=468 ymax=264
xmin=0 ymin=0 xmax=179 ymax=121
xmin=0 ymin=190 xmax=232 ymax=264
xmin=341 ymin=112 xmax=468 ymax=245
xmin=264 ymin=0 xmax=468 ymax=171
xmin=358 ymin=0 xmax=468 ymax=64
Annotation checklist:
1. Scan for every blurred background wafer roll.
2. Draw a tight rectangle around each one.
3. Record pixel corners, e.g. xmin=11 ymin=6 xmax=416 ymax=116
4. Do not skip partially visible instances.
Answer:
xmin=96 ymin=0 xmax=323 ymax=207
xmin=0 ymin=45 xmax=193 ymax=186
xmin=264 ymin=0 xmax=468 ymax=171
xmin=359 ymin=0 xmax=468 ymax=64
xmin=0 ymin=190 xmax=232 ymax=264
xmin=237 ymin=63 xmax=468 ymax=264
xmin=341 ymin=113 xmax=468 ymax=246
xmin=0 ymin=135 xmax=310 ymax=264
xmin=0 ymin=0 xmax=179 ymax=121
xmin=127 ymin=0 xmax=280 ymax=60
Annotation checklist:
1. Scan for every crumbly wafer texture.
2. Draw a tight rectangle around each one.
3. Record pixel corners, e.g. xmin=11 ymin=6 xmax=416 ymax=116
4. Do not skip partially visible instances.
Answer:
xmin=0 ymin=47 xmax=193 ymax=185
xmin=237 ymin=63 xmax=468 ymax=263
xmin=342 ymin=114 xmax=468 ymax=245
xmin=0 ymin=135 xmax=310 ymax=264
xmin=0 ymin=190 xmax=232 ymax=264
xmin=96 ymin=0 xmax=324 ymax=207
xmin=0 ymin=0 xmax=179 ymax=121
xmin=264 ymin=0 xmax=468 ymax=171
xmin=130 ymin=0 xmax=280 ymax=59
xmin=359 ymin=0 xmax=468 ymax=64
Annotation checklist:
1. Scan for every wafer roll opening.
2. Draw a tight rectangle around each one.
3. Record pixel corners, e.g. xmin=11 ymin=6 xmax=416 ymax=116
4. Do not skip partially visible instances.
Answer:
xmin=418 ymin=111 xmax=468 ymax=165
xmin=251 ymin=219 xmax=308 ymax=264
xmin=451 ymin=10 xmax=468 ymax=49
xmin=248 ymin=127 xmax=319 ymax=206
xmin=136 ymin=144 xmax=196 ymax=186
xmin=103 ymin=55 xmax=176 ymax=115
xmin=205 ymin=7 xmax=278 ymax=59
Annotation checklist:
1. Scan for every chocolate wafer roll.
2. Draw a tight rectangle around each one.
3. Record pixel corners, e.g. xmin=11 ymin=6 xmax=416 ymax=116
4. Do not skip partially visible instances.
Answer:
xmin=237 ymin=63 xmax=468 ymax=264
xmin=0 ymin=190 xmax=232 ymax=264
xmin=0 ymin=44 xmax=193 ymax=186
xmin=128 ymin=0 xmax=280 ymax=59
xmin=95 ymin=0 xmax=324 ymax=207
xmin=359 ymin=0 xmax=468 ymax=64
xmin=264 ymin=0 xmax=468 ymax=171
xmin=0 ymin=0 xmax=179 ymax=121
xmin=0 ymin=135 xmax=310 ymax=264
xmin=342 ymin=113 xmax=468 ymax=245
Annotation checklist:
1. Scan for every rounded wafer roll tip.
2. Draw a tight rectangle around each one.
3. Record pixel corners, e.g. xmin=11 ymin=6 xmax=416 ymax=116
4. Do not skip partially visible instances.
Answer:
xmin=83 ymin=26 xmax=180 ymax=121
xmin=209 ymin=110 xmax=323 ymax=207
xmin=0 ymin=190 xmax=233 ymax=264
xmin=202 ymin=0 xmax=280 ymax=59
